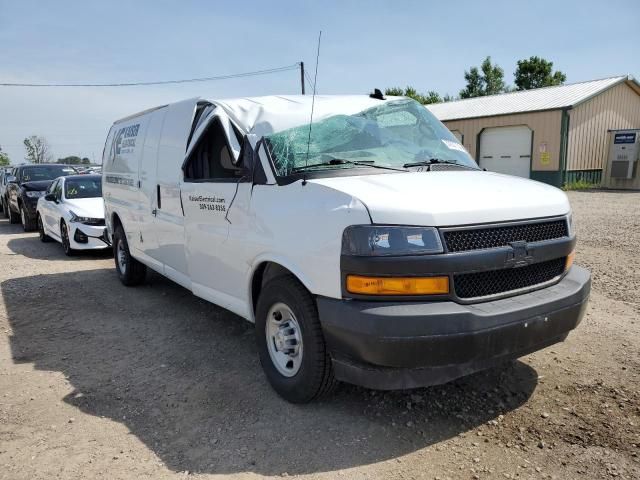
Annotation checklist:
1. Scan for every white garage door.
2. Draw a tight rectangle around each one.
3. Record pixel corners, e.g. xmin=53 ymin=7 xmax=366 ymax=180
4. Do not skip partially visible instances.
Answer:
xmin=479 ymin=126 xmax=532 ymax=178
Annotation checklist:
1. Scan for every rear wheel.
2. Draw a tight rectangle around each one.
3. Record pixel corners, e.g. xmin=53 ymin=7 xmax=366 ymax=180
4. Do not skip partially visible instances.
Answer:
xmin=60 ymin=220 xmax=75 ymax=256
xmin=37 ymin=214 xmax=51 ymax=242
xmin=255 ymin=275 xmax=337 ymax=403
xmin=113 ymin=224 xmax=146 ymax=286
xmin=20 ymin=206 xmax=37 ymax=231
xmin=2 ymin=199 xmax=7 ymax=218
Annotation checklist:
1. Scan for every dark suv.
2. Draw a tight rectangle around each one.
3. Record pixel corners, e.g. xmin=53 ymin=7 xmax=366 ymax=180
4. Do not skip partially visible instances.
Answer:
xmin=5 ymin=164 xmax=76 ymax=230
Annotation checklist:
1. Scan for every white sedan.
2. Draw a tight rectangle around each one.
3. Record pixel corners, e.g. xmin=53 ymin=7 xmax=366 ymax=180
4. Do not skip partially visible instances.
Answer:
xmin=36 ymin=174 xmax=110 ymax=255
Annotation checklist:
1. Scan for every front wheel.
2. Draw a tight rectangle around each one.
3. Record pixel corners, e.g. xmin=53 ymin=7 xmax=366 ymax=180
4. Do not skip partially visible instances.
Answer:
xmin=113 ymin=225 xmax=146 ymax=286
xmin=255 ymin=275 xmax=337 ymax=403
xmin=60 ymin=220 xmax=75 ymax=256
xmin=21 ymin=206 xmax=37 ymax=231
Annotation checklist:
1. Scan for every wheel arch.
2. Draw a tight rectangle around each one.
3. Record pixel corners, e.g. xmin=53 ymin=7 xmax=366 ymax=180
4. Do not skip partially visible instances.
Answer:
xmin=110 ymin=211 xmax=124 ymax=233
xmin=248 ymin=257 xmax=315 ymax=323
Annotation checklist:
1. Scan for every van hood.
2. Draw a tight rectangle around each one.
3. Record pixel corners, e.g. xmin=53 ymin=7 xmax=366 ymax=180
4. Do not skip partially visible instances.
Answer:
xmin=65 ymin=197 xmax=105 ymax=219
xmin=310 ymin=170 xmax=570 ymax=226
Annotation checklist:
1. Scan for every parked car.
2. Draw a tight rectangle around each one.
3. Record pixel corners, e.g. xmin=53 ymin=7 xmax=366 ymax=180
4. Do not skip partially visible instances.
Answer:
xmin=103 ymin=95 xmax=591 ymax=403
xmin=0 ymin=167 xmax=13 ymax=213
xmin=5 ymin=164 xmax=77 ymax=230
xmin=36 ymin=174 xmax=109 ymax=255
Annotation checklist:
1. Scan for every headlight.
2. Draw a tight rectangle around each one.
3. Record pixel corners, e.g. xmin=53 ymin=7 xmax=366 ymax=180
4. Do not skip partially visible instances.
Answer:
xmin=69 ymin=210 xmax=102 ymax=225
xmin=567 ymin=212 xmax=575 ymax=237
xmin=342 ymin=225 xmax=443 ymax=256
xmin=25 ymin=191 xmax=44 ymax=198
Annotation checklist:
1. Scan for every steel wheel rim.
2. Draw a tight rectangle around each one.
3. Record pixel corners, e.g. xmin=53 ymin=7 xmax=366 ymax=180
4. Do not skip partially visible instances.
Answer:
xmin=266 ymin=302 xmax=303 ymax=377
xmin=116 ymin=240 xmax=127 ymax=274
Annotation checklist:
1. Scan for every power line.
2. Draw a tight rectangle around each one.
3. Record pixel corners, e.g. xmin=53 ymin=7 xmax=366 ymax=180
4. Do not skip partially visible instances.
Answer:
xmin=0 ymin=64 xmax=300 ymax=87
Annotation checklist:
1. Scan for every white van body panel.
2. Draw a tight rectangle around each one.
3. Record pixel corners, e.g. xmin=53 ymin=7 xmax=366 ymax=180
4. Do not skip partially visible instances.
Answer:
xmin=103 ymin=112 xmax=152 ymax=250
xmin=181 ymin=176 xmax=370 ymax=321
xmin=310 ymin=171 xmax=570 ymax=226
xmin=153 ymin=98 xmax=199 ymax=280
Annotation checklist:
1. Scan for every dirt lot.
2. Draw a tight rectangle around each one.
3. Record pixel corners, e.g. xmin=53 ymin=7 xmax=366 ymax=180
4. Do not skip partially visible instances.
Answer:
xmin=0 ymin=190 xmax=638 ymax=480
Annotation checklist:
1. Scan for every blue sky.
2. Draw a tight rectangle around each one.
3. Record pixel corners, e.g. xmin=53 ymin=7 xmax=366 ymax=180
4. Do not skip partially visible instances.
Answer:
xmin=1 ymin=0 xmax=638 ymax=163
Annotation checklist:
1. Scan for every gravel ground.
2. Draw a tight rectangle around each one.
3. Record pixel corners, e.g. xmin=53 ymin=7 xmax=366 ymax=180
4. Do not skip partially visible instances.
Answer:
xmin=0 ymin=190 xmax=638 ymax=480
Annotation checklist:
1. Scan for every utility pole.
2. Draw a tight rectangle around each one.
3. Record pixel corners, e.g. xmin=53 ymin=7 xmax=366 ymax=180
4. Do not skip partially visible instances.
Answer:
xmin=300 ymin=61 xmax=305 ymax=95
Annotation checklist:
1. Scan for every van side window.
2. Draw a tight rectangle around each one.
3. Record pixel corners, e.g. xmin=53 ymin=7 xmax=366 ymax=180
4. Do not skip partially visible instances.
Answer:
xmin=184 ymin=118 xmax=242 ymax=181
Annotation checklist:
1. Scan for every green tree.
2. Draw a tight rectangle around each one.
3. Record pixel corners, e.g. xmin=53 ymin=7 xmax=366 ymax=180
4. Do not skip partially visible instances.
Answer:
xmin=58 ymin=155 xmax=82 ymax=165
xmin=514 ymin=56 xmax=566 ymax=90
xmin=385 ymin=87 xmax=405 ymax=97
xmin=24 ymin=135 xmax=53 ymax=163
xmin=481 ymin=56 xmax=506 ymax=95
xmin=0 ymin=145 xmax=10 ymax=166
xmin=460 ymin=67 xmax=484 ymax=99
xmin=81 ymin=157 xmax=91 ymax=165
xmin=384 ymin=86 xmax=445 ymax=104
xmin=459 ymin=56 xmax=507 ymax=98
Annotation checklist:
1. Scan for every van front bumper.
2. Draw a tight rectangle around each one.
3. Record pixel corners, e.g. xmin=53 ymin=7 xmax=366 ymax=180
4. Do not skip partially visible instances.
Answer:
xmin=316 ymin=265 xmax=590 ymax=390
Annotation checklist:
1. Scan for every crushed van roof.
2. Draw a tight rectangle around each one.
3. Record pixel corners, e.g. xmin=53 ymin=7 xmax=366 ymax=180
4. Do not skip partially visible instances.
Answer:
xmin=426 ymin=75 xmax=640 ymax=121
xmin=212 ymin=95 xmax=398 ymax=136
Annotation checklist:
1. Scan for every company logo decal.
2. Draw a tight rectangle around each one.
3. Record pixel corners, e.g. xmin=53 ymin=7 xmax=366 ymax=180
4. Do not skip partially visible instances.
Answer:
xmin=109 ymin=123 xmax=140 ymax=163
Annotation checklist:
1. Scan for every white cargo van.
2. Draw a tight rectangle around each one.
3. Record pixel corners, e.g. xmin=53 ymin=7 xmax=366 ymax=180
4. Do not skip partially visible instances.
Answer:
xmin=102 ymin=94 xmax=590 ymax=403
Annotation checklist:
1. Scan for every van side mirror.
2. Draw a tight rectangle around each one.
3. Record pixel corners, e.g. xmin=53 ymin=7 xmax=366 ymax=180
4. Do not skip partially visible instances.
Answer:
xmin=6 ymin=175 xmax=17 ymax=184
xmin=45 ymin=193 xmax=56 ymax=202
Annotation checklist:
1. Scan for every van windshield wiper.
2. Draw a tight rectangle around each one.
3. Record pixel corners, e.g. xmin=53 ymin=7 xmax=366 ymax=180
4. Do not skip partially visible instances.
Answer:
xmin=292 ymin=158 xmax=406 ymax=173
xmin=402 ymin=158 xmax=477 ymax=169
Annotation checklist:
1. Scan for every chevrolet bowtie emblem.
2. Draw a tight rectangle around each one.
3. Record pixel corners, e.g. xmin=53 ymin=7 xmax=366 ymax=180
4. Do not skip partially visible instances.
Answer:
xmin=506 ymin=240 xmax=533 ymax=268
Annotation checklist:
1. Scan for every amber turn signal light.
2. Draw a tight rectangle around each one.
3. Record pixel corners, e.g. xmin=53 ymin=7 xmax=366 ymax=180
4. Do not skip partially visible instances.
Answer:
xmin=346 ymin=275 xmax=449 ymax=295
xmin=566 ymin=250 xmax=576 ymax=271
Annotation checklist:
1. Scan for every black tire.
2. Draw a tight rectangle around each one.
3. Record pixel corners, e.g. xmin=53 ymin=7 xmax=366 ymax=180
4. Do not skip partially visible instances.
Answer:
xmin=113 ymin=224 xmax=146 ymax=286
xmin=37 ymin=214 xmax=51 ymax=242
xmin=255 ymin=275 xmax=337 ymax=403
xmin=8 ymin=203 xmax=20 ymax=224
xmin=60 ymin=220 xmax=75 ymax=256
xmin=2 ymin=199 xmax=7 ymax=218
xmin=20 ymin=206 xmax=37 ymax=232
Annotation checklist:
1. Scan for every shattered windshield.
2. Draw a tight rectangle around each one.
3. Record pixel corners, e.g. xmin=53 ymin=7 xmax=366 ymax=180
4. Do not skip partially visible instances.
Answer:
xmin=264 ymin=99 xmax=478 ymax=177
